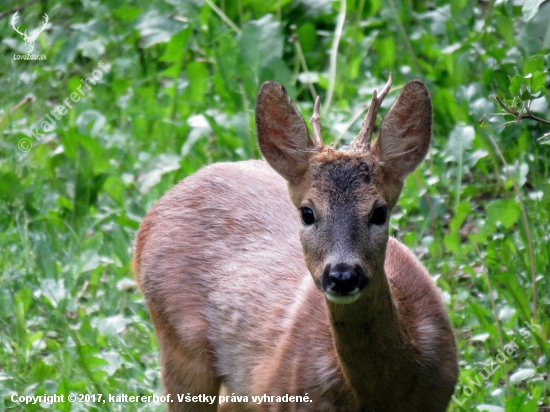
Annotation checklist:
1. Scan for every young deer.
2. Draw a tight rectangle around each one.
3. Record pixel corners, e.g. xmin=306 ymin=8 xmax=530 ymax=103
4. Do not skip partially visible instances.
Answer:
xmin=133 ymin=75 xmax=458 ymax=411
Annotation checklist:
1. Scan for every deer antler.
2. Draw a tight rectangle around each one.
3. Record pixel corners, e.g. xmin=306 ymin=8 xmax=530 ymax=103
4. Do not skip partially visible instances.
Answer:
xmin=310 ymin=96 xmax=324 ymax=150
xmin=29 ymin=13 xmax=49 ymax=41
xmin=11 ymin=11 xmax=28 ymax=39
xmin=355 ymin=73 xmax=393 ymax=151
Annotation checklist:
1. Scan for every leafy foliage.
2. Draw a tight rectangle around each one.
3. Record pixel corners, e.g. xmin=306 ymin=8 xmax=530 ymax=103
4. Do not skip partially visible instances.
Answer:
xmin=0 ymin=0 xmax=549 ymax=411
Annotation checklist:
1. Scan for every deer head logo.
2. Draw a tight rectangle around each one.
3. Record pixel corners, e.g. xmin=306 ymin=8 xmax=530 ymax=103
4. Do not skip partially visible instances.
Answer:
xmin=11 ymin=11 xmax=49 ymax=54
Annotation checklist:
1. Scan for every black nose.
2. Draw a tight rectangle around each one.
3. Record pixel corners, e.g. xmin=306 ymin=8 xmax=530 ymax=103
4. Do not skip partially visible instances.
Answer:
xmin=322 ymin=263 xmax=367 ymax=295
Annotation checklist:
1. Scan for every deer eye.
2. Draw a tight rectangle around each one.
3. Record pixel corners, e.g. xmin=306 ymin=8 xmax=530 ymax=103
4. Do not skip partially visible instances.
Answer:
xmin=370 ymin=206 xmax=388 ymax=226
xmin=300 ymin=207 xmax=315 ymax=225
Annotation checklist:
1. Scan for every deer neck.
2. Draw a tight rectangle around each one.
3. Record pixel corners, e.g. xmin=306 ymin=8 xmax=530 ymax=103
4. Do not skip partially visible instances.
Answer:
xmin=325 ymin=272 xmax=411 ymax=404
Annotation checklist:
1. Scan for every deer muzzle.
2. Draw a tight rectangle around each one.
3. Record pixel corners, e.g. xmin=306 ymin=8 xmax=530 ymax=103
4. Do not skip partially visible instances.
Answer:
xmin=321 ymin=263 xmax=369 ymax=304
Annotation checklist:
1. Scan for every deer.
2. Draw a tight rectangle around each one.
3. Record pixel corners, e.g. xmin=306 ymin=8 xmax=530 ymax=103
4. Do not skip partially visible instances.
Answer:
xmin=133 ymin=74 xmax=459 ymax=412
xmin=11 ymin=11 xmax=49 ymax=54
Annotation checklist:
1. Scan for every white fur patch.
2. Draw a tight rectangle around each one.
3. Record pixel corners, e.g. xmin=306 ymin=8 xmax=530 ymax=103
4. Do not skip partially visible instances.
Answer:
xmin=417 ymin=318 xmax=439 ymax=361
xmin=281 ymin=274 xmax=313 ymax=330
xmin=324 ymin=290 xmax=361 ymax=304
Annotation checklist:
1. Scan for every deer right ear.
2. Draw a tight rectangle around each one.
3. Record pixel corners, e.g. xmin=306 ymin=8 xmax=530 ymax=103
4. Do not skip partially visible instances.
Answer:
xmin=372 ymin=80 xmax=432 ymax=180
xmin=255 ymin=82 xmax=314 ymax=182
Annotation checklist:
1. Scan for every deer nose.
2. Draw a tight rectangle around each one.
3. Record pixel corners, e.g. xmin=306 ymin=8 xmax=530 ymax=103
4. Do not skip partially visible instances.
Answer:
xmin=322 ymin=263 xmax=366 ymax=296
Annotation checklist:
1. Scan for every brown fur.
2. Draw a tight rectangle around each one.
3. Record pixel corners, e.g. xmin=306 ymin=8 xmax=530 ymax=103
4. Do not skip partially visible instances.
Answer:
xmin=134 ymin=80 xmax=458 ymax=411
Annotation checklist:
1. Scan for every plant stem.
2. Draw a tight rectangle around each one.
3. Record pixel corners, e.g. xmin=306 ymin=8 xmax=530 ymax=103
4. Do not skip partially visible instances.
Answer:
xmin=523 ymin=112 xmax=550 ymax=126
xmin=413 ymin=171 xmax=438 ymax=244
xmin=291 ymin=29 xmax=317 ymax=101
xmin=474 ymin=241 xmax=511 ymax=398
xmin=334 ymin=103 xmax=369 ymax=146
xmin=455 ymin=141 xmax=463 ymax=210
xmin=237 ymin=0 xmax=243 ymax=26
xmin=343 ymin=0 xmax=366 ymax=80
xmin=386 ymin=0 xmax=421 ymax=73
xmin=69 ymin=329 xmax=103 ymax=395
xmin=333 ymin=84 xmax=403 ymax=146
xmin=204 ymin=0 xmax=241 ymax=34
xmin=324 ymin=0 xmax=346 ymax=114
xmin=237 ymin=79 xmax=255 ymax=159
xmin=0 ymin=94 xmax=34 ymax=126
xmin=486 ymin=133 xmax=539 ymax=364
xmin=0 ymin=4 xmax=31 ymax=19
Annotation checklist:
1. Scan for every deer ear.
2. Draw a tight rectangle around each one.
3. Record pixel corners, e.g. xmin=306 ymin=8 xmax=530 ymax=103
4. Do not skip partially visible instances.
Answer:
xmin=255 ymin=82 xmax=314 ymax=182
xmin=372 ymin=80 xmax=432 ymax=180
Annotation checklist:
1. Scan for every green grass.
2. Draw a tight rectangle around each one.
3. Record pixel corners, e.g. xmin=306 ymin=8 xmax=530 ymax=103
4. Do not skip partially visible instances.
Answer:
xmin=0 ymin=0 xmax=549 ymax=411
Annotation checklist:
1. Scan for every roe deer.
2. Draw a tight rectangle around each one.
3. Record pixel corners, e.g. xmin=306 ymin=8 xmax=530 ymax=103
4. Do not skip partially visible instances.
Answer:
xmin=133 ymin=75 xmax=458 ymax=412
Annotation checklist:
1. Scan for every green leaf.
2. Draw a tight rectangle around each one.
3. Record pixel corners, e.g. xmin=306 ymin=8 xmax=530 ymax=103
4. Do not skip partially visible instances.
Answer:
xmin=522 ymin=0 xmax=546 ymax=21
xmin=213 ymin=33 xmax=241 ymax=107
xmin=375 ymin=36 xmax=396 ymax=68
xmin=30 ymin=360 xmax=57 ymax=382
xmin=477 ymin=405 xmax=504 ymax=412
xmin=446 ymin=198 xmax=474 ymax=253
xmin=135 ymin=10 xmax=187 ymax=48
xmin=78 ymin=319 xmax=96 ymax=344
xmin=523 ymin=54 xmax=545 ymax=74
xmin=505 ymin=393 xmax=538 ymax=412
xmin=79 ymin=38 xmax=106 ymax=60
xmin=486 ymin=199 xmax=520 ymax=229
xmin=239 ymin=14 xmax=284 ymax=85
xmin=56 ymin=195 xmax=74 ymax=211
xmin=0 ymin=172 xmax=23 ymax=202
xmin=80 ymin=249 xmax=100 ymax=272
xmin=15 ymin=287 xmax=32 ymax=314
xmin=509 ymin=75 xmax=525 ymax=96
xmin=15 ymin=295 xmax=28 ymax=352
xmin=112 ymin=6 xmax=142 ymax=22
xmin=447 ymin=125 xmax=475 ymax=162
xmin=443 ymin=233 xmax=461 ymax=255
xmin=505 ymin=162 xmax=529 ymax=188
xmin=54 ymin=34 xmax=80 ymax=70
xmin=76 ymin=131 xmax=111 ymax=174
xmin=56 ymin=379 xmax=72 ymax=412
xmin=450 ymin=201 xmax=472 ymax=233
xmin=136 ymin=154 xmax=181 ymax=194
xmin=538 ymin=131 xmax=550 ymax=145
xmin=495 ymin=14 xmax=515 ymax=46
xmin=160 ymin=27 xmax=191 ymax=64
xmin=76 ymin=110 xmax=106 ymax=137
xmin=492 ymin=69 xmax=511 ymax=94
xmin=510 ymin=368 xmax=535 ymax=384
xmin=100 ymin=351 xmax=123 ymax=376
xmin=97 ymin=315 xmax=129 ymax=337
xmin=529 ymin=71 xmax=545 ymax=95
xmin=186 ymin=61 xmax=208 ymax=105
xmin=39 ymin=279 xmax=66 ymax=308
xmin=520 ymin=2 xmax=550 ymax=50
xmin=483 ymin=116 xmax=506 ymax=134
xmin=296 ymin=22 xmax=317 ymax=54
xmin=450 ymin=0 xmax=469 ymax=14
xmin=84 ymin=356 xmax=109 ymax=370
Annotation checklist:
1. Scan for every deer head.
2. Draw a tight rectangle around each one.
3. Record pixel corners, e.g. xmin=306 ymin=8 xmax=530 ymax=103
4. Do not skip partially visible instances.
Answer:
xmin=255 ymin=76 xmax=432 ymax=304
xmin=11 ymin=11 xmax=49 ymax=54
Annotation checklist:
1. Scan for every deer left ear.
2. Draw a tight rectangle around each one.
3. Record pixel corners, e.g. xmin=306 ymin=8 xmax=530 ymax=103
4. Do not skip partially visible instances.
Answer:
xmin=255 ymin=81 xmax=314 ymax=182
xmin=372 ymin=80 xmax=432 ymax=180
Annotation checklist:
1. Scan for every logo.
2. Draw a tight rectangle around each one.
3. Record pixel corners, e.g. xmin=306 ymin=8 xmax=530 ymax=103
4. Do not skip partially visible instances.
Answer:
xmin=11 ymin=11 xmax=48 ymax=56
